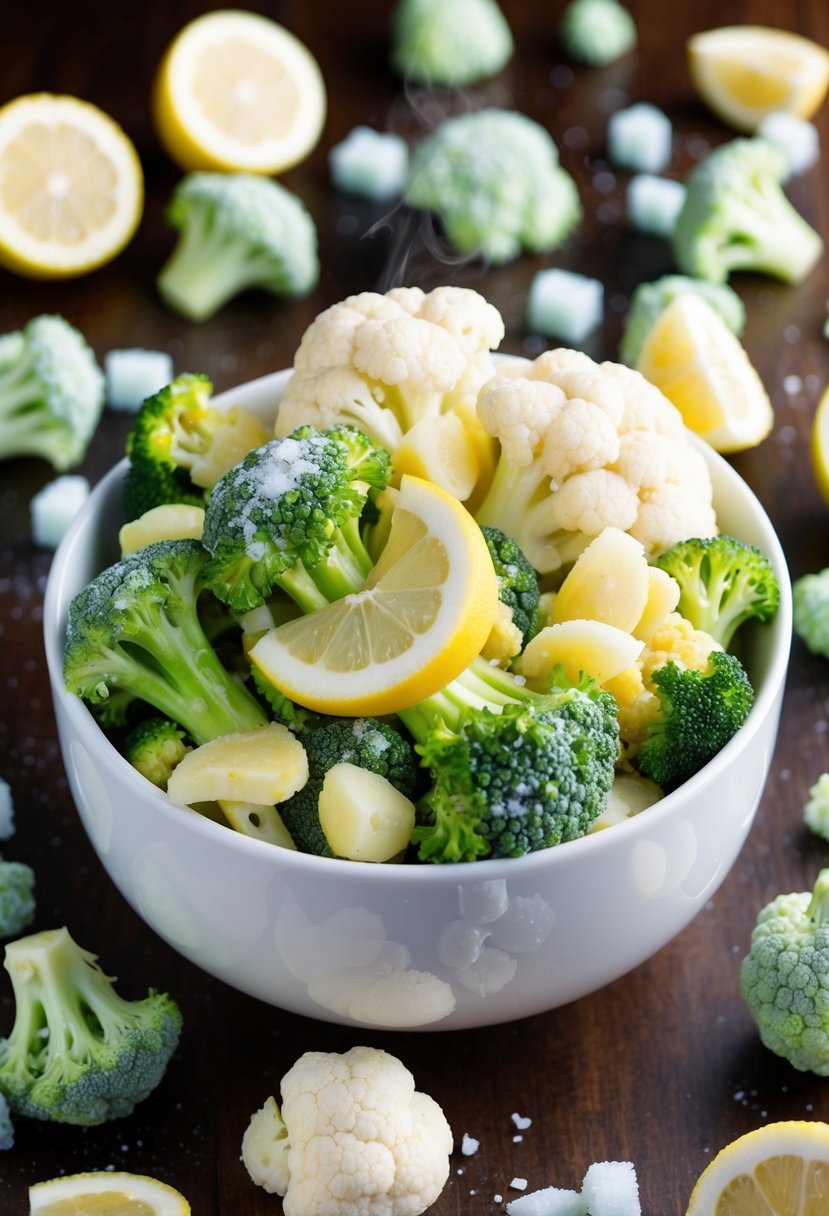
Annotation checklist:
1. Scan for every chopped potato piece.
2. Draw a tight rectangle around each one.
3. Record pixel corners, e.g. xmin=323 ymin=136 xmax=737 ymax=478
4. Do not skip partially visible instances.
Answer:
xmin=319 ymin=763 xmax=415 ymax=862
xmin=633 ymin=565 xmax=680 ymax=641
xmin=166 ymin=723 xmax=308 ymax=807
xmin=552 ymin=527 xmax=649 ymax=632
xmin=520 ymin=619 xmax=644 ymax=688
xmin=119 ymin=503 xmax=205 ymax=555
xmin=189 ymin=405 xmax=269 ymax=488
xmin=219 ymin=800 xmax=297 ymax=849
xmin=393 ymin=413 xmax=478 ymax=502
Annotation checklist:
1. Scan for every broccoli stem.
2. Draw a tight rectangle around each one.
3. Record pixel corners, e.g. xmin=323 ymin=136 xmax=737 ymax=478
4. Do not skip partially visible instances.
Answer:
xmin=808 ymin=872 xmax=829 ymax=926
xmin=157 ymin=211 xmax=277 ymax=323
xmin=473 ymin=456 xmax=547 ymax=549
xmin=398 ymin=656 xmax=524 ymax=741
xmin=0 ymin=351 xmax=65 ymax=465
xmin=274 ymin=520 xmax=372 ymax=612
xmin=718 ymin=192 xmax=824 ymax=283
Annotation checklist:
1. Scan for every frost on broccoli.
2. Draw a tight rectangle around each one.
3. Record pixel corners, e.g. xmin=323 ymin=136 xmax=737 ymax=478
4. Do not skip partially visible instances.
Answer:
xmin=673 ymin=138 xmax=824 ymax=284
xmin=0 ymin=315 xmax=104 ymax=470
xmin=157 ymin=172 xmax=320 ymax=322
xmin=559 ymin=0 xmax=637 ymax=66
xmin=0 ymin=927 xmax=181 ymax=1125
xmin=405 ymin=109 xmax=581 ymax=265
xmin=619 ymin=275 xmax=746 ymax=367
xmin=0 ymin=857 xmax=35 ymax=939
xmin=793 ymin=567 xmax=829 ymax=658
xmin=123 ymin=716 xmax=191 ymax=789
xmin=390 ymin=0 xmax=513 ymax=86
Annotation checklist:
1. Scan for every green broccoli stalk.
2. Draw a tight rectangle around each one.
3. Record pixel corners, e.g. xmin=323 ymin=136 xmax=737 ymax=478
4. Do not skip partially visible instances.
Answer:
xmin=793 ymin=567 xmax=829 ymax=658
xmin=63 ymin=539 xmax=267 ymax=746
xmin=0 ymin=315 xmax=104 ymax=470
xmin=390 ymin=0 xmax=513 ymax=86
xmin=635 ymin=649 xmax=754 ymax=792
xmin=741 ymin=869 xmax=829 ymax=1074
xmin=673 ymin=138 xmax=824 ymax=284
xmin=157 ymin=172 xmax=319 ymax=323
xmin=619 ymin=275 xmax=746 ymax=367
xmin=123 ymin=372 xmax=267 ymax=521
xmin=0 ymin=927 xmax=182 ymax=1125
xmin=481 ymin=525 xmax=541 ymax=650
xmin=558 ymin=0 xmax=637 ymax=66
xmin=123 ymin=717 xmax=191 ymax=789
xmin=202 ymin=425 xmax=392 ymax=614
xmin=279 ymin=718 xmax=420 ymax=855
xmin=399 ymin=661 xmax=618 ymax=863
xmin=654 ymin=535 xmax=780 ymax=651
xmin=405 ymin=109 xmax=581 ymax=266
xmin=0 ymin=857 xmax=35 ymax=939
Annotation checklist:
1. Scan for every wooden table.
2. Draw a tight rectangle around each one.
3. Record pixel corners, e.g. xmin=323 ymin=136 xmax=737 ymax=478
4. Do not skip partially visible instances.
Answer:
xmin=2 ymin=1 xmax=829 ymax=1211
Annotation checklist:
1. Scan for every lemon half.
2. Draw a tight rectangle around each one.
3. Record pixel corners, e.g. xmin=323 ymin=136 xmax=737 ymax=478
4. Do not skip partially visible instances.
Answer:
xmin=686 ymin=1121 xmax=829 ymax=1215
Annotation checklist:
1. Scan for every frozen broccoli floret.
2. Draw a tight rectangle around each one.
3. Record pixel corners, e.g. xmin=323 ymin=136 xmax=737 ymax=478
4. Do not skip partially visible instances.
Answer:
xmin=329 ymin=127 xmax=409 ymax=201
xmin=405 ymin=109 xmax=581 ymax=265
xmin=157 ymin=172 xmax=319 ymax=322
xmin=0 ymin=857 xmax=35 ymax=939
xmin=559 ymin=0 xmax=637 ymax=66
xmin=758 ymin=112 xmax=820 ymax=179
xmin=105 ymin=349 xmax=175 ymax=412
xmin=608 ymin=103 xmax=672 ymax=174
xmin=619 ymin=274 xmax=746 ymax=366
xmin=626 ymin=175 xmax=686 ymax=238
xmin=390 ymin=0 xmax=513 ymax=86
xmin=30 ymin=474 xmax=90 ymax=550
xmin=123 ymin=717 xmax=191 ymax=789
xmin=793 ymin=568 xmax=829 ymax=657
xmin=526 ymin=269 xmax=603 ymax=343
xmin=804 ymin=773 xmax=829 ymax=842
xmin=0 ymin=1093 xmax=12 ymax=1151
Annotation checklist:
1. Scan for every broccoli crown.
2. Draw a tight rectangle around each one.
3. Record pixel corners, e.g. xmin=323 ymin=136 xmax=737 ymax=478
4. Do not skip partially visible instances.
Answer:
xmin=481 ymin=525 xmax=541 ymax=648
xmin=0 ymin=928 xmax=182 ymax=1126
xmin=654 ymin=534 xmax=780 ymax=651
xmin=0 ymin=314 xmax=104 ymax=471
xmin=158 ymin=172 xmax=319 ymax=322
xmin=63 ymin=539 xmax=267 ymax=746
xmin=391 ymin=0 xmax=513 ymax=86
xmin=123 ymin=716 xmax=191 ymax=789
xmin=405 ymin=109 xmax=581 ymax=265
xmin=740 ymin=870 xmax=829 ymax=1074
xmin=202 ymin=425 xmax=390 ymax=613
xmin=0 ymin=857 xmax=36 ymax=939
xmin=124 ymin=373 xmax=214 ymax=520
xmin=793 ymin=567 xmax=829 ymax=658
xmin=558 ymin=0 xmax=637 ymax=66
xmin=619 ymin=275 xmax=746 ymax=367
xmin=672 ymin=137 xmax=824 ymax=284
xmin=635 ymin=648 xmax=754 ymax=792
xmin=280 ymin=718 xmax=420 ymax=855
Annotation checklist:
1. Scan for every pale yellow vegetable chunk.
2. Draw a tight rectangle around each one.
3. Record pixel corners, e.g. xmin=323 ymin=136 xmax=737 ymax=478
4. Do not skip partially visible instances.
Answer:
xmin=590 ymin=773 xmax=664 ymax=832
xmin=166 ymin=723 xmax=308 ymax=807
xmin=189 ymin=405 xmax=269 ymax=488
xmin=393 ymin=413 xmax=478 ymax=503
xmin=633 ymin=566 xmax=680 ymax=642
xmin=551 ymin=527 xmax=649 ymax=632
xmin=520 ymin=619 xmax=644 ymax=688
xmin=119 ymin=503 xmax=205 ymax=556
xmin=219 ymin=800 xmax=297 ymax=849
xmin=318 ymin=763 xmax=415 ymax=862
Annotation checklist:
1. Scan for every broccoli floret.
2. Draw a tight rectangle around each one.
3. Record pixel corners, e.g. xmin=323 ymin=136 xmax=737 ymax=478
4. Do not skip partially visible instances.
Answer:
xmin=558 ymin=0 xmax=637 ymax=66
xmin=0 ymin=1092 xmax=12 ymax=1150
xmin=673 ymin=138 xmax=824 ymax=284
xmin=741 ymin=869 xmax=829 ymax=1074
xmin=250 ymin=665 xmax=321 ymax=733
xmin=279 ymin=719 xmax=420 ymax=855
xmin=405 ymin=109 xmax=581 ymax=266
xmin=0 ymin=315 xmax=104 ymax=470
xmin=390 ymin=0 xmax=513 ymax=86
xmin=481 ymin=525 xmax=541 ymax=651
xmin=0 ymin=857 xmax=35 ymax=939
xmin=793 ymin=567 xmax=829 ymax=657
xmin=202 ymin=425 xmax=391 ymax=614
xmin=0 ymin=927 xmax=182 ymax=1125
xmin=399 ymin=661 xmax=618 ymax=863
xmin=63 ymin=539 xmax=267 ymax=746
xmin=654 ymin=535 xmax=780 ymax=651
xmin=804 ymin=774 xmax=829 ymax=842
xmin=635 ymin=649 xmax=754 ymax=792
xmin=123 ymin=717 xmax=191 ymax=789
xmin=123 ymin=372 xmax=267 ymax=521
xmin=157 ymin=172 xmax=319 ymax=323
xmin=619 ymin=275 xmax=746 ymax=367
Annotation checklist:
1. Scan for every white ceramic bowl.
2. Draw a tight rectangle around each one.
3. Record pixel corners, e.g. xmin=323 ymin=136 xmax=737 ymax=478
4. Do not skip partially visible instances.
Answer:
xmin=44 ymin=371 xmax=792 ymax=1031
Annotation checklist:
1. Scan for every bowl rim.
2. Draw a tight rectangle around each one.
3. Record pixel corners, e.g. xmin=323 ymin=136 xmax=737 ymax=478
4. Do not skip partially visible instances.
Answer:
xmin=43 ymin=368 xmax=793 ymax=885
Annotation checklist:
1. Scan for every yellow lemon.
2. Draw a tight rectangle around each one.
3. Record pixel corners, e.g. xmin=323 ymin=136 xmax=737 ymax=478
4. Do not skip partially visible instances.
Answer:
xmin=0 ymin=94 xmax=143 ymax=279
xmin=688 ymin=25 xmax=829 ymax=132
xmin=250 ymin=474 xmax=499 ymax=716
xmin=685 ymin=1120 xmax=829 ymax=1215
xmin=29 ymin=1170 xmax=190 ymax=1215
xmin=153 ymin=10 xmax=326 ymax=174
xmin=810 ymin=383 xmax=829 ymax=506
xmin=637 ymin=294 xmax=774 ymax=453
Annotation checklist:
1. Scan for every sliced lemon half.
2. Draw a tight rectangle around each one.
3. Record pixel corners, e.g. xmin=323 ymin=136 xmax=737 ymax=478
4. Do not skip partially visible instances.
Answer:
xmin=686 ymin=1121 xmax=829 ymax=1215
xmin=810 ymin=383 xmax=829 ymax=506
xmin=688 ymin=25 xmax=829 ymax=132
xmin=250 ymin=474 xmax=499 ymax=716
xmin=29 ymin=1170 xmax=190 ymax=1215
xmin=153 ymin=9 xmax=327 ymax=174
xmin=637 ymin=293 xmax=774 ymax=453
xmin=0 ymin=93 xmax=143 ymax=279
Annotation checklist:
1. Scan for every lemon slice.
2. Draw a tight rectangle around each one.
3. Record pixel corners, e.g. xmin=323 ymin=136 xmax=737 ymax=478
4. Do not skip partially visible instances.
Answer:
xmin=250 ymin=475 xmax=499 ymax=716
xmin=0 ymin=94 xmax=143 ymax=279
xmin=810 ymin=383 xmax=829 ymax=506
xmin=153 ymin=10 xmax=327 ymax=173
xmin=637 ymin=293 xmax=774 ymax=453
xmin=689 ymin=25 xmax=829 ymax=132
xmin=686 ymin=1121 xmax=829 ymax=1215
xmin=29 ymin=1170 xmax=190 ymax=1215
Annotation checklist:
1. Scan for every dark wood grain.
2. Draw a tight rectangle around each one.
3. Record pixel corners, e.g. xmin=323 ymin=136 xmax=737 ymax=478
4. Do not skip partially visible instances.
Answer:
xmin=2 ymin=1 xmax=829 ymax=1212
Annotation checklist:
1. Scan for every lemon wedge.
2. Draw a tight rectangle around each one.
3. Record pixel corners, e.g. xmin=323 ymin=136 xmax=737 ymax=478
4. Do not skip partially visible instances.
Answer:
xmin=29 ymin=1170 xmax=190 ymax=1215
xmin=686 ymin=1121 xmax=829 ymax=1215
xmin=250 ymin=475 xmax=499 ymax=716
xmin=810 ymin=383 xmax=829 ymax=506
xmin=0 ymin=93 xmax=143 ymax=279
xmin=153 ymin=10 xmax=326 ymax=174
xmin=688 ymin=25 xmax=829 ymax=132
xmin=637 ymin=293 xmax=774 ymax=453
